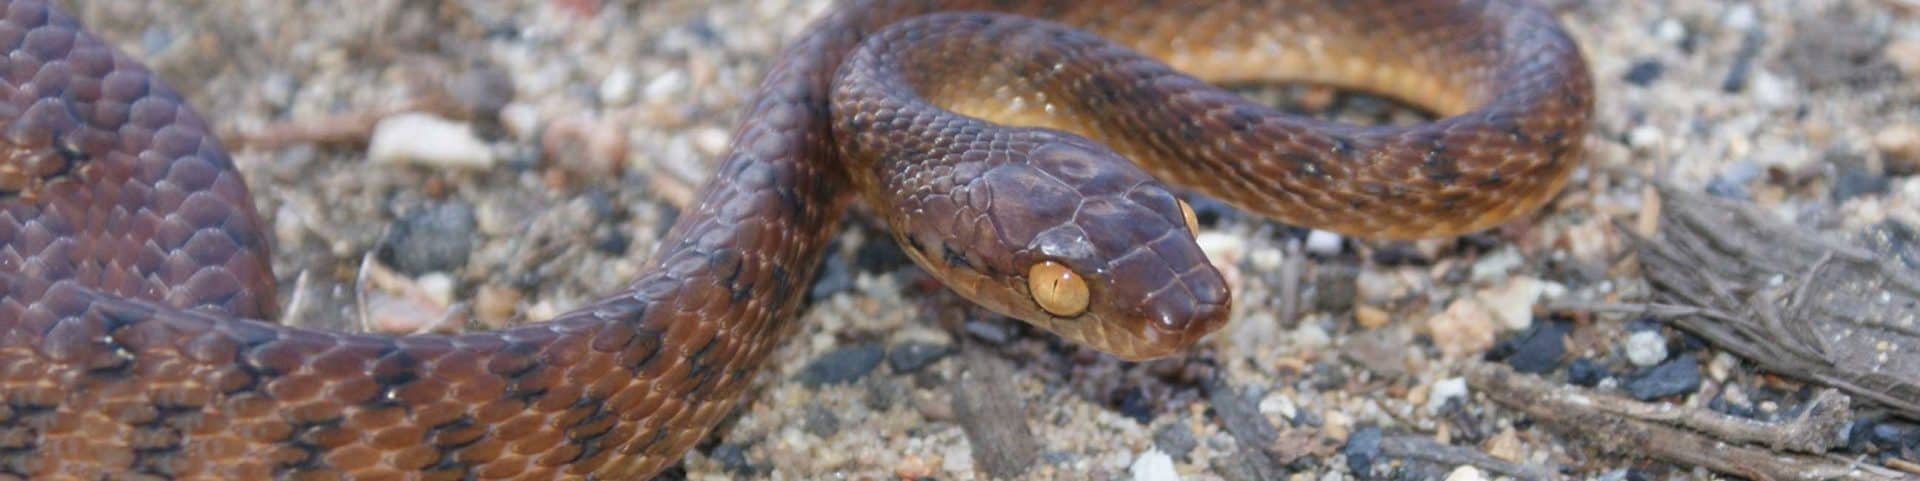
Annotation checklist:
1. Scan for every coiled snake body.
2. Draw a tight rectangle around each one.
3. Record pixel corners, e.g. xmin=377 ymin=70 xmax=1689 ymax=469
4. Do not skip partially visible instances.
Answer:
xmin=0 ymin=0 xmax=1591 ymax=479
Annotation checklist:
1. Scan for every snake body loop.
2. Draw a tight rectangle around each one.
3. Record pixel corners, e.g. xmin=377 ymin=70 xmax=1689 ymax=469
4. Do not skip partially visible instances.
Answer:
xmin=0 ymin=0 xmax=1591 ymax=479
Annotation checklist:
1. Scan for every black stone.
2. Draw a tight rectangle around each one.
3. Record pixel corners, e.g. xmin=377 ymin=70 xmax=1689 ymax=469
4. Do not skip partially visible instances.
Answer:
xmin=797 ymin=343 xmax=886 ymax=387
xmin=1345 ymin=426 xmax=1383 ymax=478
xmin=886 ymin=341 xmax=954 ymax=373
xmin=1623 ymin=59 xmax=1665 ymax=86
xmin=593 ymin=230 xmax=629 ymax=255
xmin=381 ymin=202 xmax=478 ymax=275
xmin=1485 ymin=321 xmax=1570 ymax=374
xmin=807 ymin=250 xmax=854 ymax=302
xmin=1871 ymin=422 xmax=1916 ymax=448
xmin=1625 ymin=356 xmax=1702 ymax=400
xmin=1722 ymin=30 xmax=1766 ymax=93
xmin=1112 ymin=386 xmax=1154 ymax=424
xmin=710 ymin=443 xmax=754 ymax=475
xmin=1832 ymin=163 xmax=1891 ymax=202
xmin=1153 ymin=422 xmax=1198 ymax=461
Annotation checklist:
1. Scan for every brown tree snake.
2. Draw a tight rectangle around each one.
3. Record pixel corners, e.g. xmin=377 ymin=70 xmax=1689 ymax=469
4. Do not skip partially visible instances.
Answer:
xmin=0 ymin=0 xmax=1592 ymax=478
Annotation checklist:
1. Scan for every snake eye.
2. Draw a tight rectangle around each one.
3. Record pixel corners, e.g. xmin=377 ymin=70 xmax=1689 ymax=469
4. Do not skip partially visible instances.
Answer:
xmin=1178 ymin=199 xmax=1199 ymax=235
xmin=1028 ymin=260 xmax=1089 ymax=317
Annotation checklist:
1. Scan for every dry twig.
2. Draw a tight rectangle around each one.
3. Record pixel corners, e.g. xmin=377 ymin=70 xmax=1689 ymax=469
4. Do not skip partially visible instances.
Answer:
xmin=1467 ymin=363 xmax=1907 ymax=481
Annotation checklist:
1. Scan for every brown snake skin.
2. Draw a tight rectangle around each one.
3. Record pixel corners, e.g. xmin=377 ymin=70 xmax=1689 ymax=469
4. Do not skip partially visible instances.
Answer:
xmin=0 ymin=0 xmax=1592 ymax=479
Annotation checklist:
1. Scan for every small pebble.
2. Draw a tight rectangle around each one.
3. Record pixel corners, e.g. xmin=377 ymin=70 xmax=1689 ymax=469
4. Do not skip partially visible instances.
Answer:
xmin=963 ymin=320 xmax=1013 ymax=344
xmin=472 ymin=284 xmax=522 ymax=328
xmin=1152 ymin=423 xmax=1198 ymax=461
xmin=797 ymin=343 xmax=886 ymax=386
xmin=1444 ymin=466 xmax=1487 ymax=481
xmin=710 ymin=444 xmax=755 ymax=475
xmin=1870 ymin=422 xmax=1915 ymax=448
xmin=941 ymin=444 xmax=973 ymax=474
xmin=450 ymin=65 xmax=515 ymax=125
xmin=1487 ymin=320 xmax=1570 ymax=374
xmin=1886 ymin=39 xmax=1920 ymax=77
xmin=368 ymin=113 xmax=496 ymax=169
xmin=1468 ymin=247 xmax=1524 ymax=283
xmin=803 ymin=405 xmax=840 ymax=437
xmin=1722 ymin=30 xmax=1765 ymax=93
xmin=599 ymin=67 xmax=636 ymax=105
xmin=1425 ymin=377 xmax=1469 ymax=414
xmin=1722 ymin=4 xmax=1758 ymax=30
xmin=1476 ymin=276 xmax=1550 ymax=330
xmin=1353 ymin=305 xmax=1391 ymax=329
xmin=1622 ymin=59 xmax=1664 ymax=86
xmin=1625 ymin=356 xmax=1701 ymax=400
xmin=382 ymin=202 xmax=478 ymax=276
xmin=1128 ymin=449 xmax=1182 ymax=481
xmin=808 ymin=253 xmax=855 ymax=301
xmin=1305 ymin=229 xmax=1343 ymax=256
xmin=1566 ymin=357 xmax=1607 ymax=386
xmin=1312 ymin=264 xmax=1359 ymax=312
xmin=1873 ymin=123 xmax=1920 ymax=176
xmin=1427 ymin=298 xmax=1497 ymax=358
xmin=886 ymin=341 xmax=953 ymax=373
xmin=1653 ymin=18 xmax=1687 ymax=44
xmin=1749 ymin=72 xmax=1796 ymax=108
xmin=643 ymin=69 xmax=689 ymax=104
xmin=1706 ymin=161 xmax=1762 ymax=199
xmin=1344 ymin=426 xmax=1383 ymax=476
xmin=1626 ymin=125 xmax=1665 ymax=151
xmin=1624 ymin=330 xmax=1670 ymax=367
xmin=1292 ymin=322 xmax=1332 ymax=348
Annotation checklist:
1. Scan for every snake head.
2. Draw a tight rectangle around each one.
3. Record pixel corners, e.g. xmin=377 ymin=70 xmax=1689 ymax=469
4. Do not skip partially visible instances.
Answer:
xmin=893 ymin=135 xmax=1231 ymax=361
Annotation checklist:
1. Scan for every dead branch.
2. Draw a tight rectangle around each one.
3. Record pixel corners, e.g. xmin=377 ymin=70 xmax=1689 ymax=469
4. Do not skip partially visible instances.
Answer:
xmin=1621 ymin=184 xmax=1920 ymax=419
xmin=1466 ymin=363 xmax=1908 ymax=481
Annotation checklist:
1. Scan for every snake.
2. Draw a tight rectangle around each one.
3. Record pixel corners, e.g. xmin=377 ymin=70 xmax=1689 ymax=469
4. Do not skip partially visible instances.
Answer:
xmin=0 ymin=0 xmax=1592 ymax=479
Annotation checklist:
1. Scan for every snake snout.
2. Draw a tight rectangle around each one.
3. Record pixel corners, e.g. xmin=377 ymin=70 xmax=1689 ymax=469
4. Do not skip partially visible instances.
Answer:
xmin=1136 ymin=260 xmax=1232 ymax=343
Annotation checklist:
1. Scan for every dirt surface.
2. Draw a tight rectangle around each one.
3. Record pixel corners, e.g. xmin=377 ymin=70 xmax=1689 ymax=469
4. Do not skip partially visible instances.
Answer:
xmin=53 ymin=0 xmax=1920 ymax=479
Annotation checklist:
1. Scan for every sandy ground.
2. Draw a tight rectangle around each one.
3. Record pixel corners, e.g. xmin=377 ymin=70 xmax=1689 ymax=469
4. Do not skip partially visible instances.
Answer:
xmin=53 ymin=0 xmax=1920 ymax=479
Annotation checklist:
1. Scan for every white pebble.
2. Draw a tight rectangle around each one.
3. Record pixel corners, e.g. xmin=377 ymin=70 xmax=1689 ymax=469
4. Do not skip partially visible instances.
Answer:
xmin=416 ymin=272 xmax=456 ymax=306
xmin=1425 ymin=377 xmax=1469 ymax=414
xmin=368 ymin=113 xmax=495 ymax=169
xmin=1654 ymin=19 xmax=1687 ymax=44
xmin=941 ymin=444 xmax=973 ymax=474
xmin=1445 ymin=466 xmax=1487 ymax=481
xmin=1625 ymin=331 xmax=1669 ymax=367
xmin=691 ymin=127 xmax=732 ymax=156
xmin=1305 ymin=229 xmax=1343 ymax=255
xmin=1627 ymin=125 xmax=1664 ymax=150
xmin=1750 ymin=72 xmax=1797 ymax=108
xmin=1129 ymin=449 xmax=1182 ymax=481
xmin=599 ymin=67 xmax=636 ymax=105
xmin=1722 ymin=4 xmax=1758 ymax=31
xmin=1469 ymin=246 xmax=1524 ymax=283
xmin=499 ymin=103 xmax=542 ymax=141
xmin=1248 ymin=245 xmax=1285 ymax=271
xmin=643 ymin=69 xmax=689 ymax=104
xmin=1291 ymin=321 xmax=1332 ymax=348
xmin=1475 ymin=276 xmax=1553 ymax=331
xmin=1259 ymin=393 xmax=1298 ymax=420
